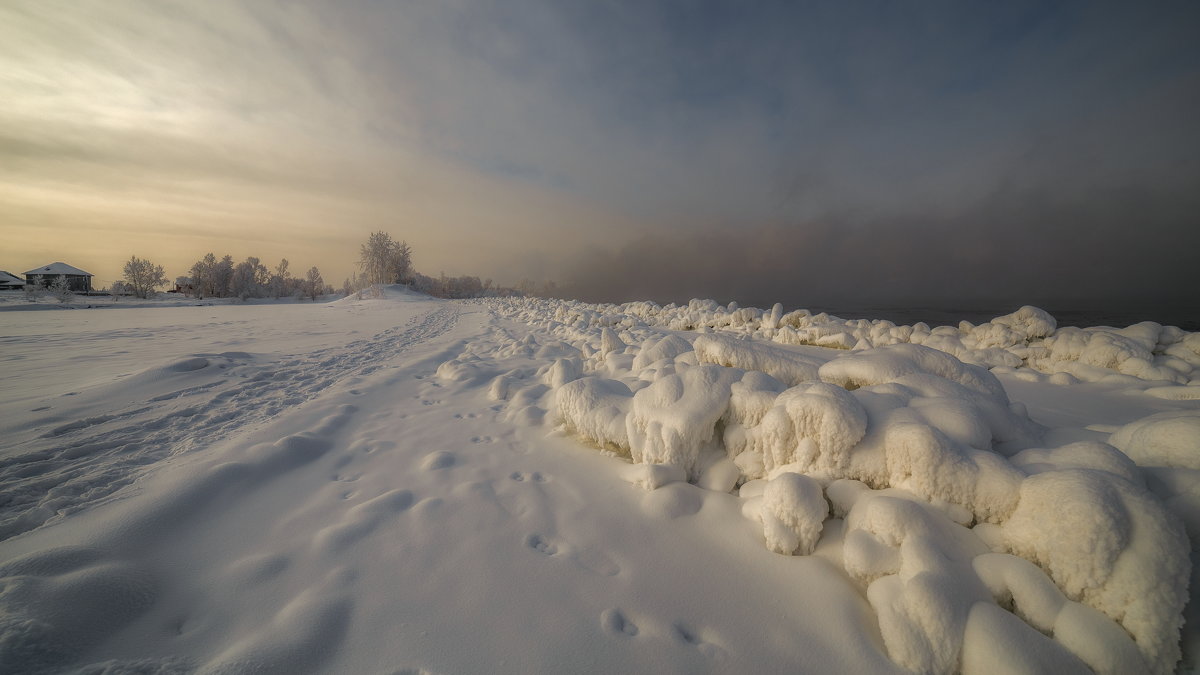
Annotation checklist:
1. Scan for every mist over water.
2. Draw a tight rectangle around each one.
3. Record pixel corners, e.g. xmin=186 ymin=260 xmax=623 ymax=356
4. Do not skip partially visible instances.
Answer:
xmin=547 ymin=192 xmax=1200 ymax=331
xmin=791 ymin=304 xmax=1200 ymax=332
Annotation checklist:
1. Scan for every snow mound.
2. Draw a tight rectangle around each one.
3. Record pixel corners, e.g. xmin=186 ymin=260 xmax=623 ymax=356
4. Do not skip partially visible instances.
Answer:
xmin=758 ymin=472 xmax=827 ymax=555
xmin=626 ymin=365 xmax=743 ymax=478
xmin=328 ymin=284 xmax=430 ymax=306
xmin=885 ymin=423 xmax=1025 ymax=524
xmin=1109 ymin=410 xmax=1200 ymax=470
xmin=728 ymin=382 xmax=868 ymax=479
xmin=555 ymin=377 xmax=634 ymax=453
xmin=465 ymin=296 xmax=1196 ymax=673
xmin=1003 ymin=469 xmax=1189 ymax=673
xmin=818 ymin=344 xmax=1007 ymax=399
xmin=693 ymin=333 xmax=821 ymax=386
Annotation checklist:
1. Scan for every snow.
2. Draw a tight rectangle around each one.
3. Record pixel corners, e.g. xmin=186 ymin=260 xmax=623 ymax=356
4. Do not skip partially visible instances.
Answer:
xmin=1110 ymin=410 xmax=1200 ymax=470
xmin=757 ymin=472 xmax=828 ymax=555
xmin=1 ymin=291 xmax=1198 ymax=674
xmin=22 ymin=262 xmax=93 ymax=277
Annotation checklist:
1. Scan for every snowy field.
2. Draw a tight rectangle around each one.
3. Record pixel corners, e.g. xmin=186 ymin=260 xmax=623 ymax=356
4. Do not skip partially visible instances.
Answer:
xmin=1 ymin=288 xmax=1198 ymax=674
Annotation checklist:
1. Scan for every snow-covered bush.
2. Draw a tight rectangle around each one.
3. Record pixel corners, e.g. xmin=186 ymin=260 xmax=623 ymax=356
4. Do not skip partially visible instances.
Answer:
xmin=23 ymin=280 xmax=43 ymax=302
xmin=48 ymin=275 xmax=73 ymax=303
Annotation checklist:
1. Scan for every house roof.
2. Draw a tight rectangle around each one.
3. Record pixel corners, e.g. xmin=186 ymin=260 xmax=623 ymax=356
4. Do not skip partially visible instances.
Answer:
xmin=24 ymin=262 xmax=93 ymax=277
xmin=0 ymin=271 xmax=25 ymax=285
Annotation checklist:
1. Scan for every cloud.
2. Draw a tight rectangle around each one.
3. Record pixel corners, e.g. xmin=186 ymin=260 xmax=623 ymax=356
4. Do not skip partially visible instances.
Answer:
xmin=0 ymin=0 xmax=1196 ymax=303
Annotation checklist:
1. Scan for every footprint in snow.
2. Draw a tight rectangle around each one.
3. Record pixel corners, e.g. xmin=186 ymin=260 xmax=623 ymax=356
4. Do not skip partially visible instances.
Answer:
xmin=601 ymin=609 xmax=638 ymax=637
xmin=526 ymin=533 xmax=558 ymax=556
xmin=524 ymin=533 xmax=620 ymax=576
xmin=672 ymin=621 xmax=727 ymax=659
xmin=509 ymin=472 xmax=548 ymax=483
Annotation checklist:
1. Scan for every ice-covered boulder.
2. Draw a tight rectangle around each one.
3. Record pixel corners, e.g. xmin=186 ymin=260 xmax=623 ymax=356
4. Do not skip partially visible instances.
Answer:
xmin=884 ymin=423 xmax=1025 ymax=524
xmin=988 ymin=305 xmax=1057 ymax=340
xmin=758 ymin=472 xmax=827 ymax=555
xmin=1032 ymin=327 xmax=1188 ymax=384
xmin=631 ymin=334 xmax=693 ymax=371
xmin=843 ymin=493 xmax=991 ymax=674
xmin=555 ymin=377 xmax=634 ymax=452
xmin=599 ymin=327 xmax=627 ymax=357
xmin=819 ymin=344 xmax=1008 ymax=400
xmin=1109 ymin=410 xmax=1200 ymax=470
xmin=1010 ymin=441 xmax=1144 ymax=486
xmin=732 ymin=382 xmax=868 ymax=480
xmin=972 ymin=553 xmax=1146 ymax=674
xmin=626 ymin=364 xmax=743 ymax=478
xmin=1002 ymin=469 xmax=1190 ymax=674
xmin=693 ymin=333 xmax=822 ymax=386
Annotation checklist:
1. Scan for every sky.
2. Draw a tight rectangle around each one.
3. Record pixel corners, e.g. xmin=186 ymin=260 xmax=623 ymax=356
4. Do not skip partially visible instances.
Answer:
xmin=1 ymin=0 xmax=1197 ymax=310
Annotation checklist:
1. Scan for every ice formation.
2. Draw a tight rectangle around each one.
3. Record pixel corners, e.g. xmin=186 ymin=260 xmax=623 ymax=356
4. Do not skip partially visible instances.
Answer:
xmin=465 ymin=295 xmax=1197 ymax=673
xmin=757 ymin=472 xmax=828 ymax=555
xmin=1110 ymin=410 xmax=1200 ymax=470
xmin=4 ymin=289 xmax=1193 ymax=674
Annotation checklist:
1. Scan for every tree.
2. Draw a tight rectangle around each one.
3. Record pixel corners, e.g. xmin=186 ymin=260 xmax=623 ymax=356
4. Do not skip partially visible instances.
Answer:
xmin=123 ymin=255 xmax=168 ymax=299
xmin=48 ymin=275 xmax=74 ymax=303
xmin=230 ymin=256 xmax=268 ymax=300
xmin=214 ymin=255 xmax=235 ymax=297
xmin=358 ymin=231 xmax=413 ymax=285
xmin=271 ymin=259 xmax=291 ymax=299
xmin=395 ymin=240 xmax=413 ymax=284
xmin=305 ymin=266 xmax=324 ymax=301
xmin=189 ymin=253 xmax=216 ymax=299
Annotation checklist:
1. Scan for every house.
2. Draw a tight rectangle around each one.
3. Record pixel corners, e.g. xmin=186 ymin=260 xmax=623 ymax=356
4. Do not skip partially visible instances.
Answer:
xmin=0 ymin=271 xmax=25 ymax=290
xmin=24 ymin=262 xmax=94 ymax=293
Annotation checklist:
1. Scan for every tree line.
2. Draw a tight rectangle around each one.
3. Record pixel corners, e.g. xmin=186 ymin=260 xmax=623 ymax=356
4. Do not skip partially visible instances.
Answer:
xmin=105 ymin=231 xmax=540 ymax=302
xmin=342 ymin=231 xmax=526 ymax=299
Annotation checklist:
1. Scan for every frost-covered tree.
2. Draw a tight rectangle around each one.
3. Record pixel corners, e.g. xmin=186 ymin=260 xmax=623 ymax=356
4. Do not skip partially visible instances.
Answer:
xmin=189 ymin=253 xmax=217 ymax=299
xmin=123 ymin=255 xmax=167 ymax=299
xmin=214 ymin=255 xmax=235 ymax=297
xmin=305 ymin=266 xmax=324 ymax=301
xmin=395 ymin=241 xmax=413 ymax=284
xmin=48 ymin=275 xmax=73 ymax=303
xmin=271 ymin=259 xmax=291 ymax=299
xmin=230 ymin=256 xmax=269 ymax=300
xmin=358 ymin=231 xmax=413 ymax=285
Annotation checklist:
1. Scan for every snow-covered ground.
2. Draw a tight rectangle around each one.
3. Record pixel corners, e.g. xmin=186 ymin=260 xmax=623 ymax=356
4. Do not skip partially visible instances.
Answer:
xmin=1 ymin=288 xmax=1197 ymax=674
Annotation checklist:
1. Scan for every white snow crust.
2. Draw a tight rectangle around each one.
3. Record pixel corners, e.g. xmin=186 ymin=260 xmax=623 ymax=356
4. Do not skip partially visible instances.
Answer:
xmin=1 ymin=291 xmax=1197 ymax=674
